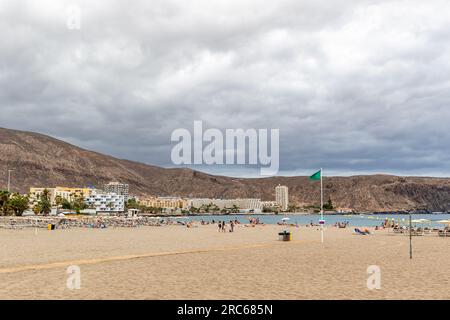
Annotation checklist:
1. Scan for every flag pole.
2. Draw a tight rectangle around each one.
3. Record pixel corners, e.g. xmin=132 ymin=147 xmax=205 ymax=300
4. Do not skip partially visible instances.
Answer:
xmin=409 ymin=213 xmax=412 ymax=259
xmin=320 ymin=168 xmax=324 ymax=243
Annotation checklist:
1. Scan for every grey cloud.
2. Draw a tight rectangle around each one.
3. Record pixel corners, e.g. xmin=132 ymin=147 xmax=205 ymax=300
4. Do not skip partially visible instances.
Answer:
xmin=1 ymin=0 xmax=450 ymax=176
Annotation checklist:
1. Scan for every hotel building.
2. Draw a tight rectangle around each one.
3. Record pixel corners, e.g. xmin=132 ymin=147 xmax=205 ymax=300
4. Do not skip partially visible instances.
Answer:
xmin=104 ymin=182 xmax=129 ymax=202
xmin=139 ymin=197 xmax=189 ymax=210
xmin=188 ymin=198 xmax=263 ymax=211
xmin=84 ymin=192 xmax=125 ymax=214
xmin=275 ymin=185 xmax=289 ymax=211
xmin=29 ymin=187 xmax=96 ymax=205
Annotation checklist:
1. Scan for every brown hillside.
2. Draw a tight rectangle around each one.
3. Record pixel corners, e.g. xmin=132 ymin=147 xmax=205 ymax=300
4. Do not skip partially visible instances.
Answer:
xmin=1 ymin=127 xmax=450 ymax=211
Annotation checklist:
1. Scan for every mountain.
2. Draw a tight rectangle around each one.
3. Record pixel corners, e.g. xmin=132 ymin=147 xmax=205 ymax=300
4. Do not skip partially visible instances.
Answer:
xmin=1 ymin=127 xmax=450 ymax=212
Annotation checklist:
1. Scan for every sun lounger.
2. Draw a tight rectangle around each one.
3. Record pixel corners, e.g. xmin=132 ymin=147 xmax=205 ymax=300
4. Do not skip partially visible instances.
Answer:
xmin=411 ymin=229 xmax=424 ymax=236
xmin=438 ymin=230 xmax=450 ymax=237
xmin=354 ymin=228 xmax=369 ymax=235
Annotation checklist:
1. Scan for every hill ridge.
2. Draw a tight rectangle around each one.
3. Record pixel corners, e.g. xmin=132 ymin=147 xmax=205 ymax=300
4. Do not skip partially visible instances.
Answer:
xmin=1 ymin=127 xmax=450 ymax=211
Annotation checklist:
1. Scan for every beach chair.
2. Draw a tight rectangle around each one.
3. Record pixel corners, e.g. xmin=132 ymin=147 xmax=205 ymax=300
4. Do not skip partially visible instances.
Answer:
xmin=410 ymin=228 xmax=424 ymax=236
xmin=438 ymin=230 xmax=450 ymax=237
xmin=438 ymin=230 xmax=446 ymax=237
xmin=354 ymin=228 xmax=368 ymax=235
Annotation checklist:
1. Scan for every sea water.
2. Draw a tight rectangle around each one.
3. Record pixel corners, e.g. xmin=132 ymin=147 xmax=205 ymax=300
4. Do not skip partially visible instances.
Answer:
xmin=183 ymin=213 xmax=450 ymax=228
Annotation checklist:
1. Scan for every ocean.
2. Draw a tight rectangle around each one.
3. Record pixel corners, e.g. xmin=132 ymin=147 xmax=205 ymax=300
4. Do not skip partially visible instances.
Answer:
xmin=182 ymin=213 xmax=450 ymax=228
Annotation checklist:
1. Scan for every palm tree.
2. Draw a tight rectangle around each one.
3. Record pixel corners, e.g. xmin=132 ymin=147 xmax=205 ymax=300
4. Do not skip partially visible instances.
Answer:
xmin=106 ymin=201 xmax=115 ymax=214
xmin=38 ymin=189 xmax=52 ymax=215
xmin=55 ymin=195 xmax=63 ymax=215
xmin=42 ymin=188 xmax=51 ymax=201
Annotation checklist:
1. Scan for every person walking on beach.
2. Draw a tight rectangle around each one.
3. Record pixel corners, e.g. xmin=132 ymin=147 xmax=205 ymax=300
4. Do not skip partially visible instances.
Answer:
xmin=230 ymin=220 xmax=235 ymax=232
xmin=218 ymin=221 xmax=222 ymax=232
xmin=221 ymin=221 xmax=226 ymax=232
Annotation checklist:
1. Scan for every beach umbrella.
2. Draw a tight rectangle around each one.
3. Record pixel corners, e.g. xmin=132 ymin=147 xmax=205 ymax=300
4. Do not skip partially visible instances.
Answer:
xmin=411 ymin=219 xmax=429 ymax=227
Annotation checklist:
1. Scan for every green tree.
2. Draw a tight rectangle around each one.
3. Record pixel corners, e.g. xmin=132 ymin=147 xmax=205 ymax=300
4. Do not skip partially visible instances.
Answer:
xmin=61 ymin=198 xmax=73 ymax=210
xmin=263 ymin=206 xmax=278 ymax=213
xmin=55 ymin=195 xmax=63 ymax=214
xmin=37 ymin=188 xmax=52 ymax=215
xmin=210 ymin=204 xmax=220 ymax=213
xmin=9 ymin=194 xmax=29 ymax=216
xmin=32 ymin=205 xmax=40 ymax=215
xmin=323 ymin=198 xmax=334 ymax=210
xmin=189 ymin=206 xmax=198 ymax=214
xmin=106 ymin=201 xmax=115 ymax=212
xmin=72 ymin=195 xmax=87 ymax=214
xmin=0 ymin=190 xmax=11 ymax=216
xmin=126 ymin=198 xmax=140 ymax=210
xmin=231 ymin=204 xmax=240 ymax=213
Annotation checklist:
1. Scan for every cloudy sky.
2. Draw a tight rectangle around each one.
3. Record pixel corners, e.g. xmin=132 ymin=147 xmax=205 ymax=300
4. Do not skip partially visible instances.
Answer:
xmin=1 ymin=0 xmax=450 ymax=177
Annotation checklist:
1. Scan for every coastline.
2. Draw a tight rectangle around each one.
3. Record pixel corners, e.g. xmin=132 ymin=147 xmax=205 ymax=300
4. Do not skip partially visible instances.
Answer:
xmin=2 ymin=212 xmax=449 ymax=230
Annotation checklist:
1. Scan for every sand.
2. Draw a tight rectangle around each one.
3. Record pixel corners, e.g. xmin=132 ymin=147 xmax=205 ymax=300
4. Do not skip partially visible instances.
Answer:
xmin=0 ymin=224 xmax=449 ymax=299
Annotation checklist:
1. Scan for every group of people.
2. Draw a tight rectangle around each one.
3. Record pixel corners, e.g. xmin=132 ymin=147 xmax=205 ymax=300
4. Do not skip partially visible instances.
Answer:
xmin=305 ymin=220 xmax=320 ymax=227
xmin=248 ymin=217 xmax=263 ymax=225
xmin=334 ymin=222 xmax=349 ymax=228
xmin=217 ymin=220 xmax=239 ymax=232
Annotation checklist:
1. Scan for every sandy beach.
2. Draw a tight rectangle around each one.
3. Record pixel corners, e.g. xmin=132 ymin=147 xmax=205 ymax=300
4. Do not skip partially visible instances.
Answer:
xmin=0 ymin=223 xmax=449 ymax=300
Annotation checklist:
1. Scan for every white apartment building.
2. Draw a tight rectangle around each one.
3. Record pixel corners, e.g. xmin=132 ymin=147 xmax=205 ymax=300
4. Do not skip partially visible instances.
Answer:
xmin=275 ymin=185 xmax=289 ymax=211
xmin=84 ymin=192 xmax=125 ymax=214
xmin=188 ymin=198 xmax=263 ymax=211
xmin=260 ymin=200 xmax=278 ymax=208
xmin=104 ymin=182 xmax=129 ymax=202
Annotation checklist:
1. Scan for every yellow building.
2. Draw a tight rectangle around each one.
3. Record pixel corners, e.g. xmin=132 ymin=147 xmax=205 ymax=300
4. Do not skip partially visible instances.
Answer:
xmin=54 ymin=187 xmax=94 ymax=201
xmin=29 ymin=187 xmax=55 ymax=205
xmin=29 ymin=187 xmax=96 ymax=205
xmin=139 ymin=197 xmax=188 ymax=209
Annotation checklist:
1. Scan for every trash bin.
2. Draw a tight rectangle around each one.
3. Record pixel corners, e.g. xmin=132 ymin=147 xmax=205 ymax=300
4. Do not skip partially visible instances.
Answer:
xmin=278 ymin=230 xmax=291 ymax=241
xmin=47 ymin=224 xmax=55 ymax=230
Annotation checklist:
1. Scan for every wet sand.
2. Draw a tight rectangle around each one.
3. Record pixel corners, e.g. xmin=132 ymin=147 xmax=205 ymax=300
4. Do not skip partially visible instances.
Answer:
xmin=0 ymin=224 xmax=449 ymax=299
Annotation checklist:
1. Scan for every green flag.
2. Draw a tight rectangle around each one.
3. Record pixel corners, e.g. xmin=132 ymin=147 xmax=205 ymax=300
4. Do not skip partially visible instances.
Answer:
xmin=309 ymin=170 xmax=321 ymax=181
